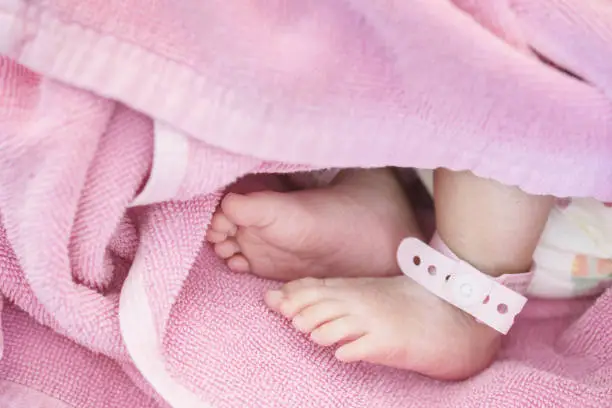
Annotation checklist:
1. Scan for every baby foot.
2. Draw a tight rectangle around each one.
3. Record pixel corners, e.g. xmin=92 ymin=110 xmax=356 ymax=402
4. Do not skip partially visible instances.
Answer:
xmin=265 ymin=276 xmax=500 ymax=380
xmin=206 ymin=169 xmax=423 ymax=280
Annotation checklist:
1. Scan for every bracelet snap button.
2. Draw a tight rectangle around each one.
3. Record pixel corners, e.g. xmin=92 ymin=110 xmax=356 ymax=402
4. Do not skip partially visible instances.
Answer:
xmin=450 ymin=273 xmax=492 ymax=307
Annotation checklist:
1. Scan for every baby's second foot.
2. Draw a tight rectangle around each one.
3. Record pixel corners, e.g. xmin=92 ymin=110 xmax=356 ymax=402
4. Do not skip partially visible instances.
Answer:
xmin=206 ymin=169 xmax=422 ymax=280
xmin=265 ymin=276 xmax=500 ymax=380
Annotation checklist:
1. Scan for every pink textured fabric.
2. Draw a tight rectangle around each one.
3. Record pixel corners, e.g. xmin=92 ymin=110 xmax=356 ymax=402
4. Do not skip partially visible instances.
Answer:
xmin=3 ymin=0 xmax=612 ymax=198
xmin=0 ymin=304 xmax=164 ymax=408
xmin=0 ymin=381 xmax=74 ymax=408
xmin=0 ymin=0 xmax=612 ymax=407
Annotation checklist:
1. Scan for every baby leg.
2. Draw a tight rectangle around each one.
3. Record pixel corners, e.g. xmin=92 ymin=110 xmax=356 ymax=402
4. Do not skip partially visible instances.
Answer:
xmin=266 ymin=169 xmax=552 ymax=380
xmin=434 ymin=168 xmax=552 ymax=277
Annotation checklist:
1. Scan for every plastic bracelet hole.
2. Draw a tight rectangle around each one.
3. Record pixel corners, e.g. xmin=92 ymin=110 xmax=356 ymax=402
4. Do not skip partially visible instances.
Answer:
xmin=497 ymin=303 xmax=508 ymax=314
xmin=482 ymin=295 xmax=490 ymax=305
xmin=444 ymin=274 xmax=451 ymax=282
xmin=413 ymin=256 xmax=421 ymax=266
xmin=427 ymin=265 xmax=437 ymax=275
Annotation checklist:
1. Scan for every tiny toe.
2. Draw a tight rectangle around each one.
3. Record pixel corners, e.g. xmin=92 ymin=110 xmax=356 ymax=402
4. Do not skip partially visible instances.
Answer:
xmin=264 ymin=290 xmax=285 ymax=311
xmin=206 ymin=230 xmax=227 ymax=244
xmin=266 ymin=280 xmax=331 ymax=318
xmin=292 ymin=301 xmax=347 ymax=333
xmin=227 ymin=255 xmax=250 ymax=273
xmin=211 ymin=213 xmax=237 ymax=235
xmin=222 ymin=192 xmax=279 ymax=228
xmin=282 ymin=277 xmax=356 ymax=291
xmin=214 ymin=239 xmax=241 ymax=259
xmin=281 ymin=277 xmax=326 ymax=293
xmin=310 ymin=316 xmax=365 ymax=347
xmin=334 ymin=334 xmax=375 ymax=363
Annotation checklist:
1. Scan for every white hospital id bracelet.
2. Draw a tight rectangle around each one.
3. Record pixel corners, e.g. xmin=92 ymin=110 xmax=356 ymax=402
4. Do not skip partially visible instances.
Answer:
xmin=396 ymin=235 xmax=533 ymax=334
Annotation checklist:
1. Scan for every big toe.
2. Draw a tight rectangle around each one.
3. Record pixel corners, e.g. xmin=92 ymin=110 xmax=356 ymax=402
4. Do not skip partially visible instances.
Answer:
xmin=221 ymin=192 xmax=284 ymax=228
xmin=208 ymin=212 xmax=237 ymax=235
xmin=265 ymin=278 xmax=330 ymax=317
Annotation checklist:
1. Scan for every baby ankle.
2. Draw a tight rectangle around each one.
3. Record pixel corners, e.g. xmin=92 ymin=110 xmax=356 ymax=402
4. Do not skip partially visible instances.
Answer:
xmin=433 ymin=231 xmax=532 ymax=278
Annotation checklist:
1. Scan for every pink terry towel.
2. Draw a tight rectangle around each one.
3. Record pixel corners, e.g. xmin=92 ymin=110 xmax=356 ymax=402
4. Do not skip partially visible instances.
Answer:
xmin=1 ymin=0 xmax=612 ymax=407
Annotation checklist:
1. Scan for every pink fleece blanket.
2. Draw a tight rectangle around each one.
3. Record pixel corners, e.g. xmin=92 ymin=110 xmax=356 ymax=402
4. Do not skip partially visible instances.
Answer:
xmin=1 ymin=0 xmax=612 ymax=407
